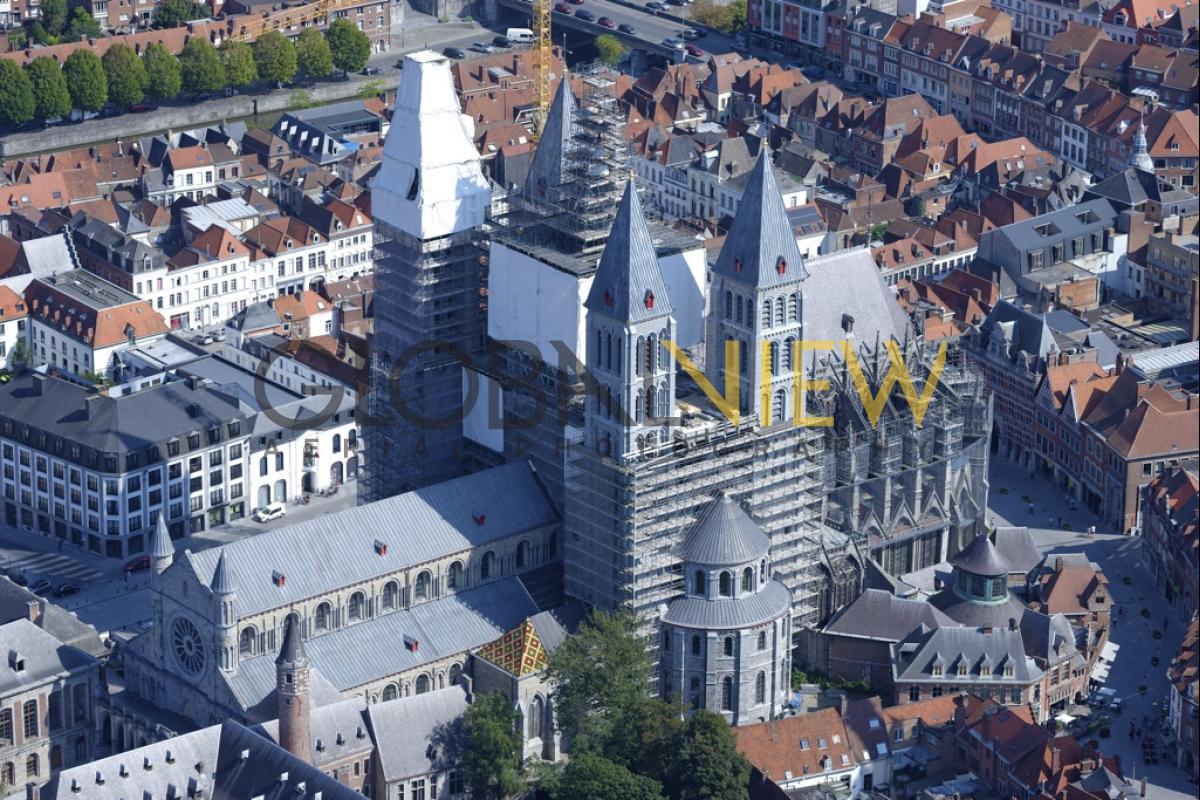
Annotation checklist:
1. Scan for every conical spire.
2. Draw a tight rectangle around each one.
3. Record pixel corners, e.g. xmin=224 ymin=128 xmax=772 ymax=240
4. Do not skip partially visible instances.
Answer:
xmin=210 ymin=551 xmax=235 ymax=595
xmin=525 ymin=76 xmax=576 ymax=200
xmin=151 ymin=514 xmax=174 ymax=559
xmin=584 ymin=181 xmax=673 ymax=324
xmin=714 ymin=152 xmax=808 ymax=288
xmin=276 ymin=613 xmax=307 ymax=666
xmin=1127 ymin=113 xmax=1154 ymax=173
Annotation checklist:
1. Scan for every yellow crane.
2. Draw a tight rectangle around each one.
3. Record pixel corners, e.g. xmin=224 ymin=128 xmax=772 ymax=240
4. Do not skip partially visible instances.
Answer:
xmin=532 ymin=0 xmax=553 ymax=133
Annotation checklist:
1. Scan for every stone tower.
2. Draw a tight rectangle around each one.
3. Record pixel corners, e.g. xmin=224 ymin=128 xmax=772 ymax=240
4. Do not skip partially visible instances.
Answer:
xmin=582 ymin=181 xmax=677 ymax=461
xmin=276 ymin=613 xmax=311 ymax=762
xmin=211 ymin=552 xmax=237 ymax=674
xmin=707 ymin=152 xmax=808 ymax=424
xmin=150 ymin=515 xmax=174 ymax=578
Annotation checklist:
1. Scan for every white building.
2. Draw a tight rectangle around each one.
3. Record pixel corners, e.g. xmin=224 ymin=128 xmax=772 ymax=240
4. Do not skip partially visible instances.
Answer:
xmin=0 ymin=285 xmax=26 ymax=371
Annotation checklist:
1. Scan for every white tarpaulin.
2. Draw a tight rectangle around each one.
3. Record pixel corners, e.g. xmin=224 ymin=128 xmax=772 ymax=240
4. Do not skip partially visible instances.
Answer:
xmin=1056 ymin=713 xmax=1076 ymax=725
xmin=1100 ymin=641 xmax=1120 ymax=662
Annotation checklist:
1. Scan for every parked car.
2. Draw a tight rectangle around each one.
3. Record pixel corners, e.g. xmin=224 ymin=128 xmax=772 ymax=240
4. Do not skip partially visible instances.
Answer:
xmin=666 ymin=0 xmax=688 ymax=6
xmin=681 ymin=28 xmax=700 ymax=40
xmin=692 ymin=27 xmax=707 ymax=37
xmin=645 ymin=1 xmax=666 ymax=9
xmin=575 ymin=9 xmax=596 ymax=20
xmin=493 ymin=35 xmax=512 ymax=47
xmin=597 ymin=16 xmax=615 ymax=27
xmin=54 ymin=584 xmax=80 ymax=598
xmin=685 ymin=44 xmax=704 ymax=57
xmin=554 ymin=1 xmax=572 ymax=10
xmin=662 ymin=36 xmax=681 ymax=47
xmin=470 ymin=42 xmax=496 ymax=54
xmin=567 ymin=0 xmax=585 ymax=4
xmin=221 ymin=87 xmax=237 ymax=97
xmin=618 ymin=22 xmax=637 ymax=33
xmin=129 ymin=102 xmax=157 ymax=113
xmin=253 ymin=503 xmax=287 ymax=523
xmin=194 ymin=333 xmax=215 ymax=346
xmin=362 ymin=66 xmax=381 ymax=76
xmin=31 ymin=579 xmax=52 ymax=595
xmin=443 ymin=47 xmax=466 ymax=59
xmin=124 ymin=555 xmax=151 ymax=574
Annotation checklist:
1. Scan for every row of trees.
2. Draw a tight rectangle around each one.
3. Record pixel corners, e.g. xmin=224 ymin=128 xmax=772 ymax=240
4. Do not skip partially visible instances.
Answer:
xmin=0 ymin=21 xmax=371 ymax=128
xmin=8 ymin=0 xmax=103 ymax=49
xmin=461 ymin=610 xmax=751 ymax=800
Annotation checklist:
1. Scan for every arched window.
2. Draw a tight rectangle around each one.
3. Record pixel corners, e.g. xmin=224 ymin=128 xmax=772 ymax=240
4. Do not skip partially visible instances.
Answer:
xmin=0 ymin=763 xmax=12 ymax=788
xmin=22 ymin=700 xmax=37 ymax=738
xmin=735 ymin=296 xmax=744 ymax=325
xmin=239 ymin=627 xmax=256 ymax=657
xmin=481 ymin=551 xmax=495 ymax=579
xmin=414 ymin=571 xmax=432 ymax=601
xmin=719 ymin=571 xmax=732 ymax=597
xmin=516 ymin=541 xmax=528 ymax=569
xmin=449 ymin=663 xmax=463 ymax=686
xmin=332 ymin=434 xmax=342 ymax=453
xmin=49 ymin=746 xmax=62 ymax=770
xmin=693 ymin=570 xmax=706 ymax=596
xmin=761 ymin=300 xmax=771 ymax=327
xmin=775 ymin=297 xmax=785 ymax=326
xmin=659 ymin=381 xmax=670 ymax=417
xmin=784 ymin=337 xmax=795 ymax=371
xmin=382 ymin=684 xmax=399 ymax=701
xmin=724 ymin=290 xmax=733 ymax=319
xmin=636 ymin=337 xmax=645 ymax=376
xmin=691 ymin=635 xmax=701 ymax=656
xmin=348 ymin=592 xmax=366 ymax=622
xmin=760 ymin=559 xmax=767 ymax=582
xmin=382 ymin=580 xmax=399 ymax=610
xmin=259 ymin=457 xmax=268 ymax=476
xmin=645 ymin=386 xmax=656 ymax=420
xmin=773 ymin=389 xmax=787 ymax=423
xmin=416 ymin=674 xmax=430 ymax=694
xmin=755 ymin=671 xmax=766 ymax=704
xmin=646 ymin=334 xmax=657 ymax=373
xmin=789 ymin=293 xmax=800 ymax=322
xmin=447 ymin=561 xmax=463 ymax=590
xmin=529 ymin=695 xmax=545 ymax=740
xmin=742 ymin=567 xmax=754 ymax=594
xmin=636 ymin=389 xmax=645 ymax=423
xmin=769 ymin=340 xmax=780 ymax=376
xmin=723 ymin=636 xmax=734 ymax=657
xmin=757 ymin=631 xmax=767 ymax=651
xmin=24 ymin=753 xmax=37 ymax=778
xmin=721 ymin=677 xmax=733 ymax=711
xmin=0 ymin=708 xmax=12 ymax=744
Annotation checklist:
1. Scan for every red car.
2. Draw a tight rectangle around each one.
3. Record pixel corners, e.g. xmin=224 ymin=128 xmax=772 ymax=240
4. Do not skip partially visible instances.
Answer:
xmin=124 ymin=554 xmax=151 ymax=574
xmin=598 ymin=15 xmax=615 ymax=26
xmin=685 ymin=44 xmax=704 ymax=57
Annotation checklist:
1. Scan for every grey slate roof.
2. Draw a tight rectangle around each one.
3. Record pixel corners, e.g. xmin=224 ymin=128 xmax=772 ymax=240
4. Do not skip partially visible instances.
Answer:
xmin=929 ymin=587 xmax=1029 ymax=629
xmin=952 ymin=532 xmax=1011 ymax=576
xmin=277 ymin=612 xmax=306 ymax=666
xmin=367 ymin=685 xmax=470 ymax=782
xmin=0 ymin=578 xmax=105 ymax=658
xmin=524 ymin=77 xmax=575 ymax=200
xmin=893 ymin=626 xmax=1040 ymax=684
xmin=1019 ymin=606 xmax=1078 ymax=664
xmin=225 ymin=577 xmax=539 ymax=709
xmin=823 ymin=589 xmax=953 ymax=642
xmin=683 ymin=493 xmax=770 ymax=567
xmin=663 ymin=579 xmax=791 ymax=629
xmin=980 ymin=301 xmax=1057 ymax=359
xmin=0 ymin=619 xmax=96 ymax=695
xmin=150 ymin=515 xmax=174 ymax=559
xmin=583 ymin=181 xmax=674 ymax=324
xmin=255 ymin=695 xmax=373 ymax=771
xmin=800 ymin=248 xmax=912 ymax=349
xmin=184 ymin=461 xmax=558 ymax=618
xmin=713 ymin=153 xmax=809 ymax=288
xmin=992 ymin=527 xmax=1042 ymax=575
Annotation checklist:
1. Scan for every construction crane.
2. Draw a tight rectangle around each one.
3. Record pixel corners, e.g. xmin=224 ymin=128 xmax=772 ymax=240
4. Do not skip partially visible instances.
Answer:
xmin=532 ymin=0 xmax=553 ymax=133
xmin=229 ymin=0 xmax=365 ymax=42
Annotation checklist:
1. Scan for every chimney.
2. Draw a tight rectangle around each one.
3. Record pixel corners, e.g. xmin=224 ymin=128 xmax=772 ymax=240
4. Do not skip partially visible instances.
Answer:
xmin=1054 ymin=556 xmax=1064 ymax=573
xmin=839 ymin=691 xmax=849 ymax=717
xmin=30 ymin=373 xmax=46 ymax=396
xmin=1140 ymin=778 xmax=1147 ymax=797
xmin=25 ymin=600 xmax=42 ymax=625
xmin=1051 ymin=746 xmax=1061 ymax=774
xmin=84 ymin=394 xmax=102 ymax=420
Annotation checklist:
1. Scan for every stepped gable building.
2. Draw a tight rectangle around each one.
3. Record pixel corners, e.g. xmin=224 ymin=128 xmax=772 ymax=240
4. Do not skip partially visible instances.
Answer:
xmin=115 ymin=461 xmax=560 ymax=735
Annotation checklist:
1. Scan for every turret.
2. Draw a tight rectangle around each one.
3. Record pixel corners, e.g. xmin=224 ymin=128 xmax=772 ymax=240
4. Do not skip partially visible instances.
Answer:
xmin=276 ymin=613 xmax=311 ymax=762
xmin=150 ymin=515 xmax=174 ymax=578
xmin=211 ymin=552 xmax=238 ymax=673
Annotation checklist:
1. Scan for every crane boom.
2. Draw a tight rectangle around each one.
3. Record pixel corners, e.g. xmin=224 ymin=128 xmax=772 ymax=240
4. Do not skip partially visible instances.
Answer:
xmin=533 ymin=0 xmax=552 ymax=132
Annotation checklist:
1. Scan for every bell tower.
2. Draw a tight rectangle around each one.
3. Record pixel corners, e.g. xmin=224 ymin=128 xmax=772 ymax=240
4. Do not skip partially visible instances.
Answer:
xmin=276 ymin=613 xmax=311 ymax=762
xmin=210 ymin=552 xmax=237 ymax=674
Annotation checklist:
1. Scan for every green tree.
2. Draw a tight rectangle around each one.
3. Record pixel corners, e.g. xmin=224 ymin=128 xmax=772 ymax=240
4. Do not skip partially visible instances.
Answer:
xmin=40 ymin=0 xmax=68 ymax=36
xmin=672 ymin=711 xmax=751 ymax=800
xmin=727 ymin=0 xmax=747 ymax=31
xmin=548 ymin=609 xmax=651 ymax=752
xmin=25 ymin=20 xmax=54 ymax=46
xmin=253 ymin=30 xmax=297 ymax=85
xmin=63 ymin=48 xmax=107 ymax=112
xmin=65 ymin=6 xmax=102 ymax=41
xmin=691 ymin=0 xmax=744 ymax=32
xmin=461 ymin=692 xmax=524 ymax=800
xmin=142 ymin=42 xmax=182 ymax=100
xmin=26 ymin=56 xmax=71 ymax=121
xmin=550 ymin=753 xmax=664 ymax=800
xmin=153 ymin=0 xmax=204 ymax=28
xmin=7 ymin=339 xmax=31 ymax=371
xmin=295 ymin=27 xmax=332 ymax=79
xmin=7 ymin=29 xmax=28 ymax=52
xmin=219 ymin=39 xmax=257 ymax=88
xmin=619 ymin=699 xmax=688 ymax=787
xmin=0 ymin=59 xmax=35 ymax=127
xmin=595 ymin=34 xmax=625 ymax=66
xmin=102 ymin=43 xmax=147 ymax=109
xmin=326 ymin=18 xmax=369 ymax=75
xmin=179 ymin=36 xmax=225 ymax=95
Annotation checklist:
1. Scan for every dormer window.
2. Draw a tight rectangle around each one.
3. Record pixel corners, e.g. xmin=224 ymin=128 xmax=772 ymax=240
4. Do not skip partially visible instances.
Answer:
xmin=733 ymin=257 xmax=742 ymax=273
xmin=776 ymin=257 xmax=787 ymax=275
xmin=644 ymin=291 xmax=655 ymax=310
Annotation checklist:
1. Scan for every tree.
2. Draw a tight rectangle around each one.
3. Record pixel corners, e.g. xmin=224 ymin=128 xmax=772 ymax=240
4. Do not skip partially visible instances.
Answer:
xmin=143 ymin=42 xmax=182 ymax=101
xmin=617 ymin=699 xmax=688 ymax=787
xmin=550 ymin=753 xmax=664 ymax=800
xmin=102 ymin=43 xmax=147 ymax=109
xmin=0 ymin=60 xmax=35 ymax=128
xmin=6 ymin=339 xmax=31 ymax=372
xmin=326 ymin=18 xmax=370 ymax=75
xmin=153 ymin=0 xmax=205 ymax=29
xmin=179 ymin=37 xmax=225 ymax=95
xmin=26 ymin=56 xmax=71 ymax=121
xmin=63 ymin=48 xmax=107 ymax=112
xmin=219 ymin=39 xmax=257 ymax=88
xmin=40 ymin=0 xmax=68 ymax=36
xmin=65 ymin=6 xmax=103 ymax=42
xmin=595 ymin=34 xmax=625 ymax=66
xmin=253 ymin=30 xmax=297 ymax=86
xmin=672 ymin=711 xmax=751 ymax=800
xmin=7 ymin=29 xmax=27 ymax=52
xmin=461 ymin=692 xmax=524 ymax=800
xmin=295 ymin=27 xmax=332 ymax=79
xmin=26 ymin=20 xmax=54 ymax=46
xmin=691 ymin=0 xmax=744 ymax=33
xmin=727 ymin=0 xmax=747 ymax=31
xmin=548 ymin=609 xmax=651 ymax=752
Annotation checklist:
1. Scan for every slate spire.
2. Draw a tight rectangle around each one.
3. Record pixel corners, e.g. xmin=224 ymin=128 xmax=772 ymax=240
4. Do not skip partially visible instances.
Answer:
xmin=714 ymin=151 xmax=808 ymax=287
xmin=584 ymin=181 xmax=673 ymax=324
xmin=277 ymin=612 xmax=308 ymax=666
xmin=151 ymin=514 xmax=173 ymax=559
xmin=525 ymin=76 xmax=576 ymax=200
xmin=211 ymin=551 xmax=235 ymax=595
xmin=1126 ymin=113 xmax=1154 ymax=173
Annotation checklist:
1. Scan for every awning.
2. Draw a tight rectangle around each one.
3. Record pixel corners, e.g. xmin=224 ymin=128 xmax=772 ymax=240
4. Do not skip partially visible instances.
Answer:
xmin=1091 ymin=661 xmax=1111 ymax=682
xmin=1100 ymin=641 xmax=1120 ymax=663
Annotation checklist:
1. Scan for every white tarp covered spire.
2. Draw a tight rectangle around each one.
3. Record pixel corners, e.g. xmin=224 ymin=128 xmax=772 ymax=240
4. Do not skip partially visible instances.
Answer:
xmin=373 ymin=50 xmax=490 ymax=240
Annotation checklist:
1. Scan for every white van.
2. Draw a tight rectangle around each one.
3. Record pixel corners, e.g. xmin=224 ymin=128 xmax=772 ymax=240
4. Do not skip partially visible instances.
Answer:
xmin=253 ymin=503 xmax=287 ymax=523
xmin=507 ymin=27 xmax=536 ymax=43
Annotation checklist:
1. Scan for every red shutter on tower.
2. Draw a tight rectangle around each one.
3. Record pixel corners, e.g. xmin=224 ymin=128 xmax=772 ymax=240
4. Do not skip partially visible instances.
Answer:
xmin=777 ymin=257 xmax=787 ymax=275
xmin=645 ymin=291 xmax=655 ymax=309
